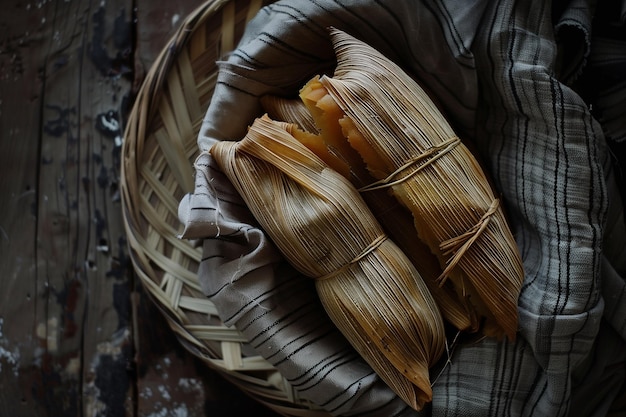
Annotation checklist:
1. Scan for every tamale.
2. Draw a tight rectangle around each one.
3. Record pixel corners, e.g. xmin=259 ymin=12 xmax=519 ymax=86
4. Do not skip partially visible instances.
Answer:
xmin=317 ymin=28 xmax=524 ymax=340
xmin=296 ymin=77 xmax=478 ymax=333
xmin=210 ymin=115 xmax=446 ymax=410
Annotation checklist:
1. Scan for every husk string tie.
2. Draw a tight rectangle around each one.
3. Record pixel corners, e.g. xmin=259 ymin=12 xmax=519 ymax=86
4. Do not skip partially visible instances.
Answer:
xmin=437 ymin=198 xmax=501 ymax=285
xmin=316 ymin=234 xmax=388 ymax=281
xmin=358 ymin=136 xmax=461 ymax=192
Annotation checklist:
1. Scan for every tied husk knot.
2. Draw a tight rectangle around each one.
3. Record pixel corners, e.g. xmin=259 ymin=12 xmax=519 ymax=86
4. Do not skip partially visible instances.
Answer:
xmin=358 ymin=136 xmax=462 ymax=192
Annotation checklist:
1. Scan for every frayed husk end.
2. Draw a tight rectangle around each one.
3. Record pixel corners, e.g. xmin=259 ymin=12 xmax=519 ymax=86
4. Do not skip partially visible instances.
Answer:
xmin=260 ymin=94 xmax=318 ymax=134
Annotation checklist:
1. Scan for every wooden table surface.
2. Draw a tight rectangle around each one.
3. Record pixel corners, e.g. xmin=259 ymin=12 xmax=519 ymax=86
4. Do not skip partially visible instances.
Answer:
xmin=0 ymin=0 xmax=279 ymax=415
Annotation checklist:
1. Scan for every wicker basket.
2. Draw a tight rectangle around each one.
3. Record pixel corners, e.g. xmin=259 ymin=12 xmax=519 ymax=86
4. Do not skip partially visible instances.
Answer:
xmin=120 ymin=1 xmax=331 ymax=415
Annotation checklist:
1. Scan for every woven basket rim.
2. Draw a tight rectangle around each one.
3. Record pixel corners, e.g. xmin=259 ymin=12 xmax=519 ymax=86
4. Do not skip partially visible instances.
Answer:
xmin=119 ymin=1 xmax=330 ymax=415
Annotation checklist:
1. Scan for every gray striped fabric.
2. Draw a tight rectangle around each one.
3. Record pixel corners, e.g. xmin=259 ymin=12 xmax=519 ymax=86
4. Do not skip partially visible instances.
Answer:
xmin=178 ymin=1 xmax=626 ymax=415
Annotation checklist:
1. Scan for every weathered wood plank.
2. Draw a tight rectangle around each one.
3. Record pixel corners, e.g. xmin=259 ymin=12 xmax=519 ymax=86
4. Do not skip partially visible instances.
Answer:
xmin=34 ymin=0 xmax=135 ymax=415
xmin=0 ymin=0 xmax=137 ymax=415
xmin=0 ymin=1 xmax=62 ymax=415
xmin=0 ymin=0 xmax=281 ymax=415
xmin=80 ymin=3 xmax=138 ymax=415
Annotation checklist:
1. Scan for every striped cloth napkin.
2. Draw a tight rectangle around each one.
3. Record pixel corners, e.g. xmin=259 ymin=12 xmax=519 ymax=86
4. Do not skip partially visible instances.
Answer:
xmin=178 ymin=1 xmax=626 ymax=415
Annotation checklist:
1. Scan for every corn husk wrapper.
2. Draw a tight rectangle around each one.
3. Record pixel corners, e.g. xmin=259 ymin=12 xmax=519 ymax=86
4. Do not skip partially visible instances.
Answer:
xmin=263 ymin=87 xmax=477 ymax=333
xmin=318 ymin=28 xmax=525 ymax=340
xmin=260 ymin=95 xmax=319 ymax=134
xmin=210 ymin=115 xmax=446 ymax=410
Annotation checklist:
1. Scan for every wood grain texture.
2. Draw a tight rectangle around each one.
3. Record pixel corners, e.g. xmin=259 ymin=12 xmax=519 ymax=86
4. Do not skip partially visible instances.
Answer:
xmin=0 ymin=0 xmax=278 ymax=415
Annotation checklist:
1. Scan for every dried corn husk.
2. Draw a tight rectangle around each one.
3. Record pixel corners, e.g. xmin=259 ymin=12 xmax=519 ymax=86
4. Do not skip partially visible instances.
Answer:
xmin=260 ymin=95 xmax=318 ymax=133
xmin=210 ymin=115 xmax=446 ymax=410
xmin=317 ymin=28 xmax=524 ymax=340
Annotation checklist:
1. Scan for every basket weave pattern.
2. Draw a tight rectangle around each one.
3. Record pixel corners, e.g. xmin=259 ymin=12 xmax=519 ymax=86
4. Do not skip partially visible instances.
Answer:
xmin=121 ymin=1 xmax=329 ymax=415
